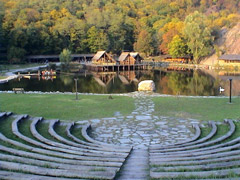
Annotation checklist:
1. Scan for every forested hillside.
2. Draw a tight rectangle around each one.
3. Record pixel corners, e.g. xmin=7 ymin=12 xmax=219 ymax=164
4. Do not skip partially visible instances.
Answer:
xmin=0 ymin=0 xmax=239 ymax=63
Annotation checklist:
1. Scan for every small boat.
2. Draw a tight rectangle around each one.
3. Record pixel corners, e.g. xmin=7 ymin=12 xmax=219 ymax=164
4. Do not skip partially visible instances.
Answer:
xmin=41 ymin=69 xmax=56 ymax=76
xmin=23 ymin=75 xmax=31 ymax=79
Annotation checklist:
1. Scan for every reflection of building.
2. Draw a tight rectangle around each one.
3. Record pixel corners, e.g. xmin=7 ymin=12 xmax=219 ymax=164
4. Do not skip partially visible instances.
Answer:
xmin=218 ymin=54 xmax=240 ymax=66
xmin=92 ymin=51 xmax=116 ymax=65
xmin=92 ymin=72 xmax=116 ymax=87
xmin=119 ymin=71 xmax=138 ymax=83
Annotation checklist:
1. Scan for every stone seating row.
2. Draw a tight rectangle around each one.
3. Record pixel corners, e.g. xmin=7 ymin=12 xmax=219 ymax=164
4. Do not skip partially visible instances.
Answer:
xmin=150 ymin=119 xmax=235 ymax=153
xmin=149 ymin=120 xmax=240 ymax=179
xmin=0 ymin=112 xmax=132 ymax=180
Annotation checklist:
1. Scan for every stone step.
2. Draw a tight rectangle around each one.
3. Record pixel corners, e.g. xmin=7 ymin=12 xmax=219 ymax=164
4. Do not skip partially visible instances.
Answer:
xmin=0 ymin=131 xmax=125 ymax=163
xmin=150 ymin=141 xmax=240 ymax=159
xmin=11 ymin=116 xmax=125 ymax=161
xmin=0 ymin=112 xmax=6 ymax=118
xmin=0 ymin=160 xmax=116 ymax=179
xmin=0 ymin=144 xmax=122 ymax=167
xmin=151 ymin=159 xmax=240 ymax=172
xmin=31 ymin=118 xmax=128 ymax=157
xmin=150 ymin=149 xmax=240 ymax=164
xmin=150 ymin=123 xmax=201 ymax=150
xmin=117 ymin=149 xmax=149 ymax=180
xmin=150 ymin=120 xmax=235 ymax=153
xmin=150 ymin=168 xmax=240 ymax=179
xmin=0 ymin=153 xmax=119 ymax=172
xmin=179 ymin=121 xmax=217 ymax=146
xmin=150 ymin=154 xmax=240 ymax=166
xmin=81 ymin=123 xmax=133 ymax=152
xmin=48 ymin=119 xmax=129 ymax=157
xmin=0 ymin=170 xmax=82 ymax=180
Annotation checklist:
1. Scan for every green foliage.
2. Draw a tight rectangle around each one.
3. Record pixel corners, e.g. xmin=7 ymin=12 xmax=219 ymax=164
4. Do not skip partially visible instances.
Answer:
xmin=59 ymin=48 xmax=72 ymax=65
xmin=1 ymin=0 xmax=239 ymax=61
xmin=168 ymin=35 xmax=188 ymax=58
xmin=134 ymin=30 xmax=154 ymax=56
xmin=184 ymin=11 xmax=214 ymax=63
xmin=7 ymin=46 xmax=26 ymax=63
xmin=87 ymin=26 xmax=109 ymax=53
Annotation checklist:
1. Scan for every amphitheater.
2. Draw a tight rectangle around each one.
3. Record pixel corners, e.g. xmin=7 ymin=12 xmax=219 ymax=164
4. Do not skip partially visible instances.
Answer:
xmin=0 ymin=93 xmax=240 ymax=180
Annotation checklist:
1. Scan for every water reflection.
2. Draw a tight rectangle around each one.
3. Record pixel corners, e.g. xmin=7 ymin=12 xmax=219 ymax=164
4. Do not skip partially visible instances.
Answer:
xmin=1 ymin=67 xmax=240 ymax=96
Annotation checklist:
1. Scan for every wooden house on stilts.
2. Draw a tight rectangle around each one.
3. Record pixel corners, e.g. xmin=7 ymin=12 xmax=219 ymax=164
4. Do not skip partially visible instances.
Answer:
xmin=92 ymin=51 xmax=116 ymax=65
xmin=118 ymin=52 xmax=143 ymax=65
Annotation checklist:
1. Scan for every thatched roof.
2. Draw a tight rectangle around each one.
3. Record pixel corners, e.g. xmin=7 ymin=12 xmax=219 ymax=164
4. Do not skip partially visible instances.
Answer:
xmin=119 ymin=52 xmax=130 ymax=61
xmin=219 ymin=54 xmax=240 ymax=61
xmin=92 ymin=51 xmax=106 ymax=61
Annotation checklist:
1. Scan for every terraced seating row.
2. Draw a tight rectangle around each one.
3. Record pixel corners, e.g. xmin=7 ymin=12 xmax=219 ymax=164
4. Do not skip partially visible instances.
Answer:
xmin=149 ymin=120 xmax=240 ymax=179
xmin=0 ymin=112 xmax=132 ymax=180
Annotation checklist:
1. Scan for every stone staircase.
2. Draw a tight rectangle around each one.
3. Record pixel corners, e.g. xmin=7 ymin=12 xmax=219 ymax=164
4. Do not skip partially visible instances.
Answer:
xmin=1 ymin=112 xmax=240 ymax=179
xmin=149 ymin=119 xmax=240 ymax=179
xmin=0 ymin=112 xmax=132 ymax=180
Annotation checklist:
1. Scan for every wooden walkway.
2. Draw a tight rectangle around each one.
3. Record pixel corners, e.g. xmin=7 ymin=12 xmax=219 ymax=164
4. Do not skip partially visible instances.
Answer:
xmin=85 ymin=64 xmax=149 ymax=72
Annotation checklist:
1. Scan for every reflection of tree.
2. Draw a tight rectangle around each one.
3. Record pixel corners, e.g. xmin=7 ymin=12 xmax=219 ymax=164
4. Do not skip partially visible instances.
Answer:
xmin=60 ymin=74 xmax=73 ymax=86
xmin=161 ymin=70 xmax=220 ymax=96
xmin=188 ymin=71 xmax=219 ymax=96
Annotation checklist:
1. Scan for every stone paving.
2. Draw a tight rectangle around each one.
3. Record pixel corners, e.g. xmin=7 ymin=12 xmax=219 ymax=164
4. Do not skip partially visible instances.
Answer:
xmin=79 ymin=92 xmax=200 ymax=149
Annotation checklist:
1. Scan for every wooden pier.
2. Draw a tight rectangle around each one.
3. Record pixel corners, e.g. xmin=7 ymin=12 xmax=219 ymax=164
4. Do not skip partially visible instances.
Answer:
xmin=84 ymin=64 xmax=149 ymax=72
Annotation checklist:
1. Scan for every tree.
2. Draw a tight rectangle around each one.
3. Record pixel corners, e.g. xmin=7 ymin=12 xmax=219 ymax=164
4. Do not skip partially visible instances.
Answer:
xmin=7 ymin=46 xmax=26 ymax=63
xmin=184 ymin=11 xmax=214 ymax=63
xmin=168 ymin=35 xmax=188 ymax=58
xmin=87 ymin=26 xmax=109 ymax=53
xmin=59 ymin=48 xmax=72 ymax=65
xmin=134 ymin=30 xmax=154 ymax=56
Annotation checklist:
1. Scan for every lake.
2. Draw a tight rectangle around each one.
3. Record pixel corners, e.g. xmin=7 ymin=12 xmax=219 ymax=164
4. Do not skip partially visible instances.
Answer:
xmin=1 ymin=65 xmax=240 ymax=96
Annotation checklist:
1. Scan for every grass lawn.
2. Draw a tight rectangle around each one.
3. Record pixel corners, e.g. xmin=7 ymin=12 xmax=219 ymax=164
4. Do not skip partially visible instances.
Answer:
xmin=0 ymin=93 xmax=135 ymax=121
xmin=153 ymin=96 xmax=240 ymax=122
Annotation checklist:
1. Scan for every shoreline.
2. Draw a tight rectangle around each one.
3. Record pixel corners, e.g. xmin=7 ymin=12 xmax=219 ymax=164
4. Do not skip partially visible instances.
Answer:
xmin=0 ymin=90 xmax=235 ymax=99
xmin=0 ymin=64 xmax=49 ymax=84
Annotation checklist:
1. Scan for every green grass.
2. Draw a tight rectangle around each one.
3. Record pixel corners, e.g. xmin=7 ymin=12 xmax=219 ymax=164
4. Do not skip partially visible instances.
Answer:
xmin=36 ymin=121 xmax=59 ymax=142
xmin=0 ymin=93 xmax=135 ymax=121
xmin=153 ymin=96 xmax=240 ymax=122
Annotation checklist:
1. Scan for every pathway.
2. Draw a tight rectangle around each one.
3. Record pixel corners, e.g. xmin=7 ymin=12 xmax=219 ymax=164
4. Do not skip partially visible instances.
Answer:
xmin=117 ymin=148 xmax=149 ymax=180
xmin=86 ymin=92 xmax=198 ymax=148
xmin=77 ymin=92 xmax=200 ymax=180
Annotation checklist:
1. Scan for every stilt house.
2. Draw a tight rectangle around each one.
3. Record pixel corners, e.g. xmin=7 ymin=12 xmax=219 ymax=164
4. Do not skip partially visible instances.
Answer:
xmin=92 ymin=51 xmax=116 ymax=65
xmin=118 ymin=52 xmax=143 ymax=65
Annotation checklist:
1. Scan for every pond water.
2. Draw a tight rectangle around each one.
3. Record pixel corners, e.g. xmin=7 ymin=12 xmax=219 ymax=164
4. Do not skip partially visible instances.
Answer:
xmin=1 ymin=65 xmax=240 ymax=96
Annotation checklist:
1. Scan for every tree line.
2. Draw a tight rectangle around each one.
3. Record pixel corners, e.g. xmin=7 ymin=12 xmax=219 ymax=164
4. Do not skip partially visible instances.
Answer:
xmin=0 ymin=0 xmax=239 ymax=64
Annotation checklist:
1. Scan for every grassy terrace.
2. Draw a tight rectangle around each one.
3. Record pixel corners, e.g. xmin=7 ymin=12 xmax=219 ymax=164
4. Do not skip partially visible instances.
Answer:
xmin=0 ymin=93 xmax=135 ymax=121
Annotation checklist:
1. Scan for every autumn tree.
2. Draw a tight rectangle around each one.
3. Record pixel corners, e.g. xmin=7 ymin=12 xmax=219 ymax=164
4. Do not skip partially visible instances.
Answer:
xmin=134 ymin=30 xmax=154 ymax=56
xmin=184 ymin=11 xmax=213 ymax=63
